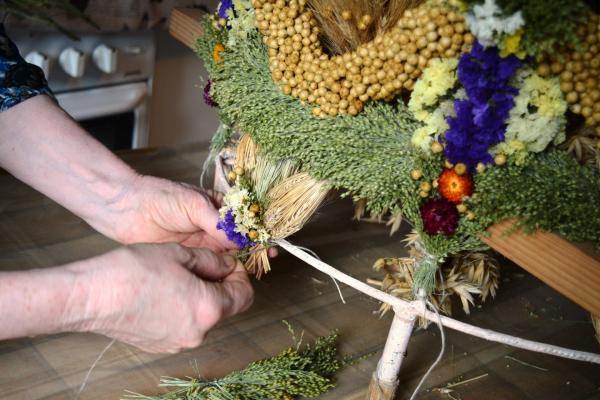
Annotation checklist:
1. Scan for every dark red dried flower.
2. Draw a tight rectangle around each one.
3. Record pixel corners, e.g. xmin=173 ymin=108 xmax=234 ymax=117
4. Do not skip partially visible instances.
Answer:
xmin=203 ymin=80 xmax=217 ymax=107
xmin=420 ymin=198 xmax=459 ymax=236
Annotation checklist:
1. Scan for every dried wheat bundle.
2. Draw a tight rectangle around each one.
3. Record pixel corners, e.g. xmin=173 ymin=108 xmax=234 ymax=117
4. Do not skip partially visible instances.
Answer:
xmin=372 ymin=238 xmax=500 ymax=327
xmin=236 ymin=133 xmax=258 ymax=173
xmin=306 ymin=0 xmax=423 ymax=54
xmin=230 ymin=135 xmax=330 ymax=278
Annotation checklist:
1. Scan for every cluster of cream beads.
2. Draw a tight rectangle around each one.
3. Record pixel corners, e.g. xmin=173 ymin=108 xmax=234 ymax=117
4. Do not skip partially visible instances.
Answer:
xmin=538 ymin=13 xmax=600 ymax=135
xmin=253 ymin=0 xmax=474 ymax=117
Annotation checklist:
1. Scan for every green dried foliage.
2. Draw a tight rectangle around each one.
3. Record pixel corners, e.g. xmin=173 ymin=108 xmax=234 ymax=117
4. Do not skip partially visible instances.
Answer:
xmin=197 ymin=20 xmax=421 ymax=216
xmin=122 ymin=332 xmax=341 ymax=400
xmin=462 ymin=0 xmax=590 ymax=56
xmin=1 ymin=0 xmax=98 ymax=40
xmin=210 ymin=123 xmax=233 ymax=157
xmin=468 ymin=151 xmax=600 ymax=249
xmin=196 ymin=15 xmax=600 ymax=292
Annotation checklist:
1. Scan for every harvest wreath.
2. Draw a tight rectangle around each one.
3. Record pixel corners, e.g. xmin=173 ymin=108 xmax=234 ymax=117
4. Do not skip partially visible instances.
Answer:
xmin=135 ymin=0 xmax=600 ymax=399
xmin=201 ymin=0 xmax=600 ymax=296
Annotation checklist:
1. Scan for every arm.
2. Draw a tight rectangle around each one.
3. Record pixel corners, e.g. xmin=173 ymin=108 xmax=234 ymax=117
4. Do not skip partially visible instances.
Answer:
xmin=0 ymin=260 xmax=85 ymax=339
xmin=0 ymin=95 xmax=137 ymax=238
xmin=0 ymin=95 xmax=233 ymax=250
xmin=0 ymin=243 xmax=254 ymax=353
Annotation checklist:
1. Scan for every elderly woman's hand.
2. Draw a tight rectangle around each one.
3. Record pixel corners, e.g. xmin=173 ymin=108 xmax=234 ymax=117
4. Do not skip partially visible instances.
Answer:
xmin=97 ymin=175 xmax=234 ymax=252
xmin=0 ymin=96 xmax=237 ymax=253
xmin=67 ymin=243 xmax=254 ymax=353
xmin=0 ymin=243 xmax=254 ymax=352
xmin=93 ymin=174 xmax=278 ymax=257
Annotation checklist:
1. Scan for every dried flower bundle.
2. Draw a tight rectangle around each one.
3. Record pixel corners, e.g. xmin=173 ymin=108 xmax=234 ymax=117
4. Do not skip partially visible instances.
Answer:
xmin=220 ymin=135 xmax=329 ymax=278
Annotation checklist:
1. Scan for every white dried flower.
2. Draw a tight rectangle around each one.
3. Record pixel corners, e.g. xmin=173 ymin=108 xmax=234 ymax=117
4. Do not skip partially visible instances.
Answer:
xmin=466 ymin=0 xmax=524 ymax=47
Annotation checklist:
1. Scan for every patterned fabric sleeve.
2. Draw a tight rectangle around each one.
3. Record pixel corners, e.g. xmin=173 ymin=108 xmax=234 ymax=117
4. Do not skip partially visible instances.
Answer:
xmin=0 ymin=24 xmax=54 ymax=112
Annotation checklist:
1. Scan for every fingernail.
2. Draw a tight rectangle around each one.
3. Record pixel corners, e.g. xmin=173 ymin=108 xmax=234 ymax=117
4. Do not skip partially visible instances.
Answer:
xmin=223 ymin=255 xmax=237 ymax=269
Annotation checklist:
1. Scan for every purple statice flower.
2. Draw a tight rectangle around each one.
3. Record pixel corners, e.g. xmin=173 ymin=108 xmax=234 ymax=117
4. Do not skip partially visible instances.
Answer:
xmin=217 ymin=209 xmax=254 ymax=249
xmin=443 ymin=41 xmax=522 ymax=171
xmin=218 ymin=0 xmax=234 ymax=21
xmin=203 ymin=80 xmax=217 ymax=107
xmin=420 ymin=198 xmax=459 ymax=236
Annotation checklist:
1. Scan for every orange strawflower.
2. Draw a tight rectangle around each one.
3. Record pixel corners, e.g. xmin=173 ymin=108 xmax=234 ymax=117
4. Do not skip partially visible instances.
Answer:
xmin=213 ymin=43 xmax=225 ymax=63
xmin=438 ymin=168 xmax=474 ymax=204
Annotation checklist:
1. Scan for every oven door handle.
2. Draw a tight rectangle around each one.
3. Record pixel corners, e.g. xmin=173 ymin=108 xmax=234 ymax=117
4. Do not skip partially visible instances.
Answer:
xmin=55 ymin=82 xmax=148 ymax=121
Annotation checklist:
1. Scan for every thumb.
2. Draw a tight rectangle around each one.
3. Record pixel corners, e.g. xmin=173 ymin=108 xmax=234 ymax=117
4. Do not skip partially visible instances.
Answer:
xmin=181 ymin=247 xmax=238 ymax=281
xmin=212 ymin=262 xmax=254 ymax=318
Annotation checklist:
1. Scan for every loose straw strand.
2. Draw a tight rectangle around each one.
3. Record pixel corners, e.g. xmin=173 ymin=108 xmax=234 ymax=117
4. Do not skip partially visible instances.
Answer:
xmin=288 ymin=241 xmax=347 ymax=304
xmin=409 ymin=296 xmax=446 ymax=400
xmin=76 ymin=338 xmax=116 ymax=399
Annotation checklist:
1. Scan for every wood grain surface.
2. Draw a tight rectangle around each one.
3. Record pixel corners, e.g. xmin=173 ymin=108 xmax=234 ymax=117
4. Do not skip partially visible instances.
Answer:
xmin=483 ymin=221 xmax=600 ymax=316
xmin=169 ymin=8 xmax=204 ymax=51
xmin=0 ymin=144 xmax=598 ymax=400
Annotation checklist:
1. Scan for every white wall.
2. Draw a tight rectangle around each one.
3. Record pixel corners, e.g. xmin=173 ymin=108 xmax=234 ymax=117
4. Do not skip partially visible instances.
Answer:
xmin=149 ymin=28 xmax=220 ymax=147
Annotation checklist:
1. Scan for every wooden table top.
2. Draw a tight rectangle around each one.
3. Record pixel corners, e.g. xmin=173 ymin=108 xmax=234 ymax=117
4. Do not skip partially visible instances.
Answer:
xmin=1 ymin=144 xmax=599 ymax=400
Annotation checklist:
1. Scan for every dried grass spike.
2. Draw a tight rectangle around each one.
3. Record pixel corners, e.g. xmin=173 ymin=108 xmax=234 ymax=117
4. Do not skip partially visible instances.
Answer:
xmin=236 ymin=134 xmax=258 ymax=173
xmin=354 ymin=198 xmax=368 ymax=221
xmin=265 ymin=173 xmax=330 ymax=239
xmin=562 ymin=126 xmax=600 ymax=172
xmin=245 ymin=245 xmax=271 ymax=279
xmin=386 ymin=210 xmax=403 ymax=236
xmin=251 ymin=156 xmax=299 ymax=203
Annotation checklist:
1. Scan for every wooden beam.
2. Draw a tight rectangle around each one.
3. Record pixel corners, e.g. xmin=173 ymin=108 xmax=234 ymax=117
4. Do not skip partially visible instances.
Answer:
xmin=167 ymin=7 xmax=600 ymax=317
xmin=169 ymin=8 xmax=204 ymax=51
xmin=483 ymin=220 xmax=600 ymax=316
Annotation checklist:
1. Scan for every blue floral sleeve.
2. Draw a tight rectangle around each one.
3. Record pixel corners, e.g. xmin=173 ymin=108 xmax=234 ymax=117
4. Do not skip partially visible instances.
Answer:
xmin=0 ymin=24 xmax=54 ymax=112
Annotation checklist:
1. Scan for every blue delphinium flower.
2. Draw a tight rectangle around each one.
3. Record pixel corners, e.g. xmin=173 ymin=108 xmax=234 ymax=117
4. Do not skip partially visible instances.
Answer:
xmin=443 ymin=41 xmax=522 ymax=171
xmin=217 ymin=209 xmax=254 ymax=248
xmin=218 ymin=0 xmax=234 ymax=21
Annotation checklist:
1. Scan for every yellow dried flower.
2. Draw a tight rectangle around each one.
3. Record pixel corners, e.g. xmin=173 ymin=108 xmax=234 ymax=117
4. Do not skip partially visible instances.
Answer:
xmin=500 ymin=30 xmax=526 ymax=59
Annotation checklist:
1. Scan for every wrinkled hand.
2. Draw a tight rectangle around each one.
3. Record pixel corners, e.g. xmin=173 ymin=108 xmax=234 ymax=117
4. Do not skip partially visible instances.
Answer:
xmin=106 ymin=175 xmax=234 ymax=252
xmin=71 ymin=243 xmax=254 ymax=353
xmin=99 ymin=174 xmax=278 ymax=257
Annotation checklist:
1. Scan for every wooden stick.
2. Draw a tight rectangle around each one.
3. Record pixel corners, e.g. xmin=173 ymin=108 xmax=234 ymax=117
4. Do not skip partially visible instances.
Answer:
xmin=367 ymin=314 xmax=417 ymax=400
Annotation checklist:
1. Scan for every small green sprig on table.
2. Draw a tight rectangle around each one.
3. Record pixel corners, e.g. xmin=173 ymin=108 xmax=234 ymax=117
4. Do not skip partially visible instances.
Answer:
xmin=122 ymin=331 xmax=341 ymax=400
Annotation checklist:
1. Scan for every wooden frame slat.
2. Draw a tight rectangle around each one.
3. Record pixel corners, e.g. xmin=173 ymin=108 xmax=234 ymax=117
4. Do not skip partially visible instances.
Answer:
xmin=483 ymin=220 xmax=600 ymax=315
xmin=169 ymin=8 xmax=204 ymax=50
